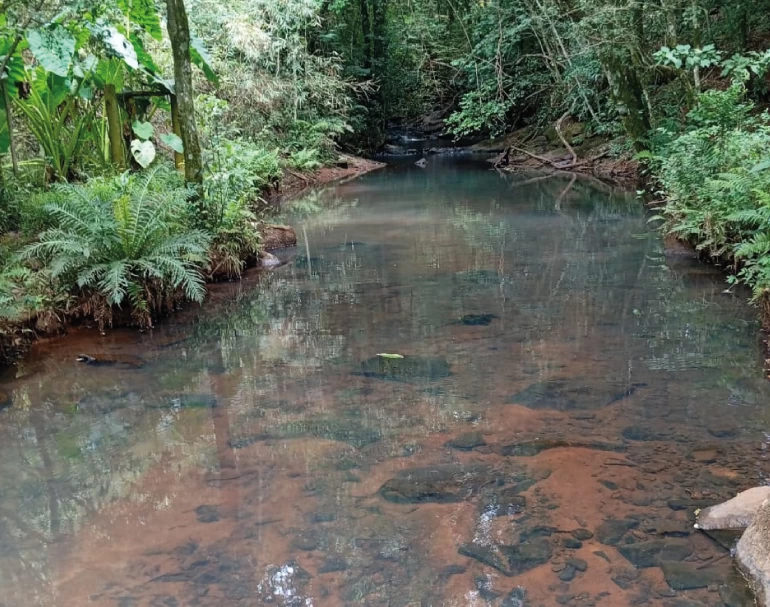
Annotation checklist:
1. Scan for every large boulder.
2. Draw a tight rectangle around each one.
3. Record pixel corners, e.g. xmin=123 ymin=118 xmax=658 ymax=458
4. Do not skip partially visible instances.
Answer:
xmin=696 ymin=486 xmax=770 ymax=531
xmin=260 ymin=224 xmax=297 ymax=251
xmin=736 ymin=499 xmax=770 ymax=606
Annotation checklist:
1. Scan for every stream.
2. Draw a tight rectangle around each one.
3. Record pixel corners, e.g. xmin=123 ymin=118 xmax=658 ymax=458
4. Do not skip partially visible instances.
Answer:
xmin=0 ymin=157 xmax=769 ymax=606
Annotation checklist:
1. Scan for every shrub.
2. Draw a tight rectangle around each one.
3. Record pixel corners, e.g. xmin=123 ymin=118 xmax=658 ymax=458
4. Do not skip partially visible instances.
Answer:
xmin=21 ymin=166 xmax=211 ymax=328
xmin=652 ymin=85 xmax=770 ymax=304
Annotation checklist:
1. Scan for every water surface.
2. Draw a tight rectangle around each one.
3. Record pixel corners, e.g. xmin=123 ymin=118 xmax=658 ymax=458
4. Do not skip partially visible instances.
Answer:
xmin=1 ymin=158 xmax=768 ymax=607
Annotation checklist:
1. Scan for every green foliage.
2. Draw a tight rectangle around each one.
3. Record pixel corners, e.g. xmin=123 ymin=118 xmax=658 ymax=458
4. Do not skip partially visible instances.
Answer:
xmin=26 ymin=24 xmax=76 ymax=77
xmin=21 ymin=166 xmax=211 ymax=327
xmin=289 ymin=148 xmax=322 ymax=171
xmin=14 ymin=70 xmax=92 ymax=181
xmin=116 ymin=0 xmax=163 ymax=41
xmin=652 ymin=85 xmax=770 ymax=302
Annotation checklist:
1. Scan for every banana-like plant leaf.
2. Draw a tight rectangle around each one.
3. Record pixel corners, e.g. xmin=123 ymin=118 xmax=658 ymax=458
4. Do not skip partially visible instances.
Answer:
xmin=160 ymin=133 xmax=183 ymax=153
xmin=190 ymin=34 xmax=218 ymax=84
xmin=26 ymin=24 xmax=76 ymax=77
xmin=117 ymin=0 xmax=163 ymax=40
xmin=130 ymin=33 xmax=160 ymax=74
xmin=132 ymin=120 xmax=154 ymax=140
xmin=130 ymin=139 xmax=156 ymax=167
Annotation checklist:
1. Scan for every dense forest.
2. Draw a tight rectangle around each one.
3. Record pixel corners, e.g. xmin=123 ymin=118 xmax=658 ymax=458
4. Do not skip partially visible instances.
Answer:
xmin=2 ymin=0 xmax=770 ymax=355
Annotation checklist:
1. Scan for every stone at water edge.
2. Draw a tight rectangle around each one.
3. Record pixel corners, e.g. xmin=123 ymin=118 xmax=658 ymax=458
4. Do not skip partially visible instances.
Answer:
xmin=259 ymin=224 xmax=298 ymax=251
xmin=695 ymin=486 xmax=770 ymax=531
xmin=736 ymin=499 xmax=770 ymax=606
xmin=259 ymin=251 xmax=282 ymax=268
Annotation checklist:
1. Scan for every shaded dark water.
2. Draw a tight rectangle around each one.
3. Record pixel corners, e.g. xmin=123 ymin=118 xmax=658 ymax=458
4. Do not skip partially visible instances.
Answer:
xmin=1 ymin=158 xmax=769 ymax=607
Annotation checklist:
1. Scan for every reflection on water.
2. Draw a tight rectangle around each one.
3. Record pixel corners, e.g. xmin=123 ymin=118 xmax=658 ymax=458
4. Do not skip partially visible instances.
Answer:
xmin=0 ymin=157 xmax=768 ymax=607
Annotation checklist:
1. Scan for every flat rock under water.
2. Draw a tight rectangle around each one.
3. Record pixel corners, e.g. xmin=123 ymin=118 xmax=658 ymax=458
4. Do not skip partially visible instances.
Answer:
xmin=355 ymin=355 xmax=451 ymax=382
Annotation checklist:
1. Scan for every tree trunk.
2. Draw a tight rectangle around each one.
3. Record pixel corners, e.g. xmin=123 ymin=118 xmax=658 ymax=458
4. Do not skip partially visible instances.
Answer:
xmin=372 ymin=0 xmax=388 ymax=107
xmin=360 ymin=0 xmax=372 ymax=72
xmin=169 ymin=94 xmax=184 ymax=170
xmin=165 ymin=0 xmax=203 ymax=184
xmin=104 ymin=84 xmax=125 ymax=169
xmin=603 ymin=56 xmax=651 ymax=151
xmin=1 ymin=81 xmax=19 ymax=176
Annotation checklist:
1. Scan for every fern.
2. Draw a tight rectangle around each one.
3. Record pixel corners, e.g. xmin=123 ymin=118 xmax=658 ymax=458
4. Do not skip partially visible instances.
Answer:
xmin=22 ymin=166 xmax=211 ymax=328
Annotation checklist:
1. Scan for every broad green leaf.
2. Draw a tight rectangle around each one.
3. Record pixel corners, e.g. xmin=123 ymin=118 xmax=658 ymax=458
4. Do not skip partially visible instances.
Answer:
xmin=117 ymin=0 xmax=163 ymax=40
xmin=190 ymin=34 xmax=218 ymax=84
xmin=95 ymin=58 xmax=124 ymax=89
xmin=376 ymin=353 xmax=404 ymax=359
xmin=130 ymin=33 xmax=160 ymax=73
xmin=751 ymin=159 xmax=770 ymax=173
xmin=132 ymin=120 xmax=154 ymax=140
xmin=160 ymin=133 xmax=183 ymax=153
xmin=100 ymin=25 xmax=139 ymax=70
xmin=130 ymin=139 xmax=155 ymax=167
xmin=0 ymin=38 xmax=26 ymax=90
xmin=26 ymin=25 xmax=76 ymax=77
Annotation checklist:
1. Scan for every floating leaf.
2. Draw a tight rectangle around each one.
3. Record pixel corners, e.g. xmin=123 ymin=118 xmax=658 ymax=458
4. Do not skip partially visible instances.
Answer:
xmin=130 ymin=139 xmax=155 ymax=167
xmin=377 ymin=353 xmax=404 ymax=359
xmin=160 ymin=133 xmax=184 ymax=153
xmin=132 ymin=120 xmax=154 ymax=140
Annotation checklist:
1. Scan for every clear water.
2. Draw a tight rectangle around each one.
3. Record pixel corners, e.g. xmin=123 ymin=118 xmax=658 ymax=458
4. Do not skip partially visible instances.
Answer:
xmin=1 ymin=158 xmax=768 ymax=607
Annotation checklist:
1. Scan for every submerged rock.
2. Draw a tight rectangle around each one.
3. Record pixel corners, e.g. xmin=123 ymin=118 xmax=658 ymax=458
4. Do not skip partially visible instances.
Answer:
xmin=696 ymin=486 xmax=770 ymax=531
xmin=148 ymin=393 xmax=218 ymax=409
xmin=444 ymin=431 xmax=486 ymax=451
xmin=506 ymin=380 xmax=591 ymax=411
xmin=660 ymin=561 xmax=718 ymax=590
xmin=501 ymin=539 xmax=553 ymax=575
xmin=459 ymin=538 xmax=551 ymax=576
xmin=355 ymin=355 xmax=451 ymax=382
xmin=498 ymin=438 xmax=626 ymax=457
xmin=76 ymin=354 xmax=145 ymax=369
xmin=621 ymin=425 xmax=668 ymax=441
xmin=229 ymin=418 xmax=382 ymax=449
xmin=458 ymin=313 xmax=497 ymax=326
xmin=506 ymin=380 xmax=643 ymax=411
xmin=572 ymin=528 xmax=593 ymax=541
xmin=379 ymin=464 xmax=493 ymax=504
xmin=480 ymin=486 xmax=527 ymax=516
xmin=454 ymin=270 xmax=506 ymax=285
xmin=736 ymin=499 xmax=770 ymax=605
xmin=459 ymin=543 xmax=510 ymax=575
xmin=195 ymin=505 xmax=220 ymax=523
xmin=618 ymin=540 xmax=692 ymax=568
xmin=501 ymin=587 xmax=527 ymax=607
xmin=706 ymin=419 xmax=740 ymax=438
xmin=596 ymin=518 xmax=639 ymax=546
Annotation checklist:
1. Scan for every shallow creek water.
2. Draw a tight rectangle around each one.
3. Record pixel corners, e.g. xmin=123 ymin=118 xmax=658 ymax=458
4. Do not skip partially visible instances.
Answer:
xmin=1 ymin=158 xmax=770 ymax=607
